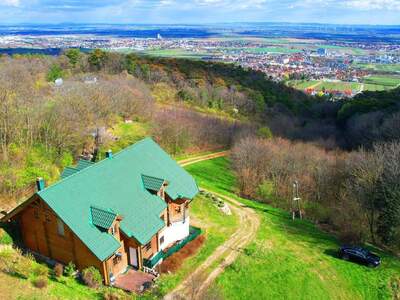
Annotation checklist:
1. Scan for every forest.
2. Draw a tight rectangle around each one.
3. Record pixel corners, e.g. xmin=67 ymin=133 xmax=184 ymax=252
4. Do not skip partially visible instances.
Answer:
xmin=0 ymin=49 xmax=399 ymax=251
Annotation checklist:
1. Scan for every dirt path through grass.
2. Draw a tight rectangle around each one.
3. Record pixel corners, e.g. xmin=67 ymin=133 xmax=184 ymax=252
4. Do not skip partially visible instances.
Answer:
xmin=164 ymin=190 xmax=260 ymax=300
xmin=163 ymin=153 xmax=260 ymax=300
xmin=179 ymin=151 xmax=229 ymax=167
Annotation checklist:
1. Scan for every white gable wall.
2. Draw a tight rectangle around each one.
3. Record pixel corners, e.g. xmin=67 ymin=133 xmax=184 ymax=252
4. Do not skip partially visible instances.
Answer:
xmin=159 ymin=217 xmax=190 ymax=250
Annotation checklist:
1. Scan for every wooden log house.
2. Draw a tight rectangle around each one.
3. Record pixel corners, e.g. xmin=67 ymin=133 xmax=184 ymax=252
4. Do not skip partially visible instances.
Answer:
xmin=1 ymin=138 xmax=199 ymax=285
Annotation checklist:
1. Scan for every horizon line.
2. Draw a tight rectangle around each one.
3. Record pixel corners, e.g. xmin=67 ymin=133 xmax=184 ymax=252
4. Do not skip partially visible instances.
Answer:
xmin=0 ymin=21 xmax=399 ymax=27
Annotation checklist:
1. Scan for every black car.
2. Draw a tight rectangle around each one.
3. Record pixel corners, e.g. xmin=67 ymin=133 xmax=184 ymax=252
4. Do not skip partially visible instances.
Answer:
xmin=339 ymin=246 xmax=381 ymax=267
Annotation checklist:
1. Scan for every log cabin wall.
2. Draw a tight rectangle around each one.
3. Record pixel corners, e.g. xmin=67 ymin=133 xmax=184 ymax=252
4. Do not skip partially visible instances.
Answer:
xmin=104 ymin=243 xmax=128 ymax=279
xmin=16 ymin=196 xmax=105 ymax=280
xmin=141 ymin=234 xmax=159 ymax=260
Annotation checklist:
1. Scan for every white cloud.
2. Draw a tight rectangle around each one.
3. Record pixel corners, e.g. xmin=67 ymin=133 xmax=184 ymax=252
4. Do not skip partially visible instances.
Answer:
xmin=345 ymin=0 xmax=400 ymax=10
xmin=0 ymin=0 xmax=20 ymax=6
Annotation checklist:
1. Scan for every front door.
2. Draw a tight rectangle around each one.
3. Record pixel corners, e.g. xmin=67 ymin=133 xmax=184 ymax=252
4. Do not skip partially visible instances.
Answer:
xmin=129 ymin=247 xmax=138 ymax=268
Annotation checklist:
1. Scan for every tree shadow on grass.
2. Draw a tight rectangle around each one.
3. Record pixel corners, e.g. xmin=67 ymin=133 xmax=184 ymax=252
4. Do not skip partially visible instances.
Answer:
xmin=324 ymin=248 xmax=341 ymax=260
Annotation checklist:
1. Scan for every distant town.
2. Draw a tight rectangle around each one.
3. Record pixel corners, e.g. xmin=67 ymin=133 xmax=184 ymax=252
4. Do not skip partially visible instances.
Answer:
xmin=1 ymin=26 xmax=399 ymax=99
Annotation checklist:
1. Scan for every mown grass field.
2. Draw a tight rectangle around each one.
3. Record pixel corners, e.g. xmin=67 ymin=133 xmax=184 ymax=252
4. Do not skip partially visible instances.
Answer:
xmin=362 ymin=75 xmax=400 ymax=89
xmin=141 ymin=48 xmax=207 ymax=59
xmin=185 ymin=157 xmax=400 ymax=300
xmin=288 ymin=77 xmax=400 ymax=93
xmin=287 ymin=80 xmax=362 ymax=92
xmin=355 ymin=63 xmax=400 ymax=73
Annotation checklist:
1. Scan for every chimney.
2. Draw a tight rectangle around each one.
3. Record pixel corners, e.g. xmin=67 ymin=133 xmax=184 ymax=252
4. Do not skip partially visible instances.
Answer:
xmin=106 ymin=149 xmax=113 ymax=159
xmin=36 ymin=177 xmax=45 ymax=191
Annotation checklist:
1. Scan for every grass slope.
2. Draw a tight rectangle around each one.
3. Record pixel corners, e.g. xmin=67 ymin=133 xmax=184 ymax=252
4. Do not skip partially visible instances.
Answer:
xmin=184 ymin=157 xmax=400 ymax=300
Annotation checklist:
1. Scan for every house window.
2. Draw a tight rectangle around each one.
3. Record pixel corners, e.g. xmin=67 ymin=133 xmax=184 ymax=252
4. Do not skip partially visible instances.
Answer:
xmin=175 ymin=205 xmax=181 ymax=213
xmin=160 ymin=236 xmax=164 ymax=245
xmin=113 ymin=252 xmax=122 ymax=265
xmin=145 ymin=242 xmax=152 ymax=251
xmin=57 ymin=218 xmax=65 ymax=237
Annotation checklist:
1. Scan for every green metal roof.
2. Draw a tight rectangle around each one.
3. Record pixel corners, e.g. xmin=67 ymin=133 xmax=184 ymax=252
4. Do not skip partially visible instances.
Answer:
xmin=61 ymin=160 xmax=94 ymax=179
xmin=76 ymin=159 xmax=94 ymax=171
xmin=142 ymin=175 xmax=164 ymax=192
xmin=60 ymin=167 xmax=79 ymax=179
xmin=37 ymin=138 xmax=199 ymax=261
xmin=90 ymin=206 xmax=117 ymax=230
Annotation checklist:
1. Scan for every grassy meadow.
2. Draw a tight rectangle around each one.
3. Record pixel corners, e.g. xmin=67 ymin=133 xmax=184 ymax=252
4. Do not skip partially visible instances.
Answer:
xmin=355 ymin=63 xmax=400 ymax=73
xmin=288 ymin=76 xmax=400 ymax=93
xmin=185 ymin=157 xmax=400 ymax=300
xmin=287 ymin=80 xmax=362 ymax=92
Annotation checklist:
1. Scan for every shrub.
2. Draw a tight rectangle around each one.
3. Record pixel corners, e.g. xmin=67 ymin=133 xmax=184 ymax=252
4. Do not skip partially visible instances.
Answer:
xmin=257 ymin=126 xmax=273 ymax=139
xmin=64 ymin=261 xmax=76 ymax=277
xmin=18 ymin=255 xmax=35 ymax=279
xmin=390 ymin=276 xmax=400 ymax=300
xmin=46 ymin=64 xmax=63 ymax=82
xmin=0 ymin=249 xmax=19 ymax=274
xmin=102 ymin=288 xmax=127 ymax=300
xmin=33 ymin=275 xmax=48 ymax=289
xmin=82 ymin=266 xmax=102 ymax=289
xmin=32 ymin=263 xmax=48 ymax=277
xmin=53 ymin=263 xmax=63 ymax=278
xmin=0 ymin=228 xmax=13 ymax=245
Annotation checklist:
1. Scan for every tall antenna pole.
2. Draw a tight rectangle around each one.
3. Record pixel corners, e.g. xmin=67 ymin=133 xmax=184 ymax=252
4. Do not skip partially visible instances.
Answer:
xmin=292 ymin=180 xmax=302 ymax=220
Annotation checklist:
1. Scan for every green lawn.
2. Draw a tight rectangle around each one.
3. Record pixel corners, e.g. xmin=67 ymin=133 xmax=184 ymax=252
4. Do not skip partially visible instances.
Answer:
xmin=362 ymin=75 xmax=400 ymax=88
xmin=100 ymin=120 xmax=150 ymax=159
xmin=185 ymin=157 xmax=400 ymax=300
xmin=244 ymin=47 xmax=302 ymax=54
xmin=287 ymin=80 xmax=362 ymax=92
xmin=287 ymin=80 xmax=320 ymax=90
xmin=0 ymin=249 xmax=107 ymax=300
xmin=314 ymin=45 xmax=366 ymax=55
xmin=141 ymin=49 xmax=207 ymax=59
xmin=355 ymin=63 xmax=400 ymax=73
xmin=318 ymin=81 xmax=361 ymax=91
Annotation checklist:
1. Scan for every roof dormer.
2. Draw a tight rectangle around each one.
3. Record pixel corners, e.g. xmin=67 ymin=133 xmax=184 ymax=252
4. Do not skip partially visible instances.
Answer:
xmin=141 ymin=174 xmax=168 ymax=199
xmin=90 ymin=206 xmax=118 ymax=231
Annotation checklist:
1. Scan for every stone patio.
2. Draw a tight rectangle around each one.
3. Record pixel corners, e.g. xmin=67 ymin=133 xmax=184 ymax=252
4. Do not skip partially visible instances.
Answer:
xmin=113 ymin=269 xmax=156 ymax=293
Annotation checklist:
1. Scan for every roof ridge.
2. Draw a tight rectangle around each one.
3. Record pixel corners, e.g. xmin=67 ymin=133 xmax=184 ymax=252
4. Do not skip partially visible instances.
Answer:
xmin=39 ymin=137 xmax=155 ymax=195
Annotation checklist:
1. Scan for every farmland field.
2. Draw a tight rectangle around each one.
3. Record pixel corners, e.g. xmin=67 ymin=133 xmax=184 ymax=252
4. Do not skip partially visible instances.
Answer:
xmin=289 ymin=76 xmax=400 ymax=93
xmin=244 ymin=47 xmax=302 ymax=54
xmin=355 ymin=63 xmax=400 ymax=73
xmin=185 ymin=157 xmax=400 ymax=300
xmin=141 ymin=48 xmax=207 ymax=59
xmin=361 ymin=75 xmax=400 ymax=88
xmin=288 ymin=80 xmax=362 ymax=92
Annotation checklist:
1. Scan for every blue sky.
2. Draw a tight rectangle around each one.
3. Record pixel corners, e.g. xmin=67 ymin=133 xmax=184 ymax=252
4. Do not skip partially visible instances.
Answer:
xmin=0 ymin=0 xmax=399 ymax=25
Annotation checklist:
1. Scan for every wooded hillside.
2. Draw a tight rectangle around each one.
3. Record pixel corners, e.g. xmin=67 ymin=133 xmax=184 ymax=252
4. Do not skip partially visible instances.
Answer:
xmin=0 ymin=49 xmax=399 ymax=251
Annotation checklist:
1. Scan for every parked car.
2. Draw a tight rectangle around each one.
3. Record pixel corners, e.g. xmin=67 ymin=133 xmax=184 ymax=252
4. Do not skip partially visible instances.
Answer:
xmin=339 ymin=246 xmax=381 ymax=267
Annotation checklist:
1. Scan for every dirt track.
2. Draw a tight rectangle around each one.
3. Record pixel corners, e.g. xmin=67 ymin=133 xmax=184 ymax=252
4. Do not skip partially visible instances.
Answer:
xmin=164 ymin=154 xmax=260 ymax=300
xmin=178 ymin=151 xmax=230 ymax=167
